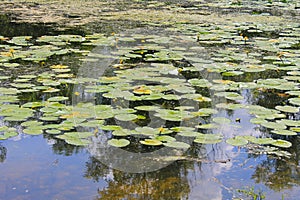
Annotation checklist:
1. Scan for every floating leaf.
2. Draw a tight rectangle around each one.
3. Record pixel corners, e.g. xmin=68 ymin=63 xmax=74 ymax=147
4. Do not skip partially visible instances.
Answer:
xmin=226 ymin=136 xmax=248 ymax=146
xmin=289 ymin=126 xmax=300 ymax=132
xmin=271 ymin=129 xmax=297 ymax=136
xmin=23 ymin=128 xmax=43 ymax=135
xmin=22 ymin=102 xmax=44 ymax=108
xmin=222 ymin=71 xmax=244 ymax=76
xmin=114 ymin=114 xmax=138 ymax=121
xmin=247 ymin=137 xmax=275 ymax=145
xmin=196 ymin=123 xmax=219 ymax=129
xmin=112 ymin=129 xmax=132 ymax=136
xmin=194 ymin=134 xmax=223 ymax=144
xmin=212 ymin=117 xmax=231 ymax=124
xmin=275 ymin=105 xmax=299 ymax=113
xmin=163 ymin=141 xmax=190 ymax=149
xmin=279 ymin=119 xmax=300 ymax=127
xmin=99 ymin=125 xmax=122 ymax=131
xmin=154 ymin=135 xmax=176 ymax=142
xmin=46 ymin=129 xmax=61 ymax=134
xmin=178 ymin=131 xmax=203 ymax=137
xmin=134 ymin=105 xmax=160 ymax=111
xmin=171 ymin=126 xmax=195 ymax=132
xmin=271 ymin=139 xmax=292 ymax=148
xmin=261 ymin=121 xmax=287 ymax=130
xmin=21 ymin=120 xmax=43 ymax=127
xmin=48 ymin=96 xmax=69 ymax=102
xmin=140 ymin=139 xmax=163 ymax=146
xmin=154 ymin=109 xmax=193 ymax=122
xmin=108 ymin=139 xmax=130 ymax=147
xmin=288 ymin=97 xmax=300 ymax=106
xmin=215 ymin=92 xmax=244 ymax=100
xmin=135 ymin=127 xmax=158 ymax=136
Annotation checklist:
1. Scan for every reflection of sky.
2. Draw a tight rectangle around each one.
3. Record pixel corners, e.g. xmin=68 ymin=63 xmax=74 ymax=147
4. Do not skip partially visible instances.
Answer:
xmin=1 ymin=107 xmax=300 ymax=199
xmin=187 ymin=107 xmax=300 ymax=200
xmin=0 ymin=136 xmax=106 ymax=200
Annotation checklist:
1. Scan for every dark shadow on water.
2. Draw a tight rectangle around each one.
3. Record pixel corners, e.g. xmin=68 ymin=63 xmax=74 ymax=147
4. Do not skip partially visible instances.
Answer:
xmin=0 ymin=14 xmax=86 ymax=37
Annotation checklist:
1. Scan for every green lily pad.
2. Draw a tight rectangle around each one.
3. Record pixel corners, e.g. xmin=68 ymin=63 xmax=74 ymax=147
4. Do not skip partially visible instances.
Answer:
xmin=196 ymin=123 xmax=219 ymax=129
xmin=21 ymin=120 xmax=43 ymax=127
xmin=48 ymin=96 xmax=69 ymax=102
xmin=134 ymin=105 xmax=160 ymax=111
xmin=163 ymin=141 xmax=190 ymax=149
xmin=188 ymin=78 xmax=212 ymax=88
xmin=271 ymin=139 xmax=292 ymax=148
xmin=194 ymin=133 xmax=223 ymax=144
xmin=153 ymin=135 xmax=176 ymax=142
xmin=271 ymin=129 xmax=297 ymax=136
xmin=135 ymin=127 xmax=158 ymax=136
xmin=222 ymin=71 xmax=244 ymax=76
xmin=261 ymin=121 xmax=287 ymax=130
xmin=112 ymin=129 xmax=132 ymax=136
xmin=212 ymin=117 xmax=231 ymax=124
xmin=46 ymin=129 xmax=61 ymax=134
xmin=290 ymin=127 xmax=300 ymax=132
xmin=114 ymin=113 xmax=138 ymax=121
xmin=0 ymin=87 xmax=19 ymax=95
xmin=56 ymin=135 xmax=91 ymax=146
xmin=140 ymin=139 xmax=163 ymax=146
xmin=215 ymin=92 xmax=244 ymax=101
xmin=23 ymin=128 xmax=43 ymax=135
xmin=154 ymin=109 xmax=193 ymax=122
xmin=178 ymin=131 xmax=203 ymax=137
xmin=40 ymin=116 xmax=59 ymax=121
xmin=61 ymin=131 xmax=94 ymax=139
xmin=0 ymin=128 xmax=18 ymax=140
xmin=275 ymin=105 xmax=299 ymax=113
xmin=288 ymin=97 xmax=300 ymax=106
xmin=171 ymin=126 xmax=195 ymax=132
xmin=247 ymin=137 xmax=275 ymax=145
xmin=279 ymin=119 xmax=300 ymax=127
xmin=226 ymin=136 xmax=248 ymax=146
xmin=22 ymin=102 xmax=44 ymax=108
xmin=99 ymin=125 xmax=122 ymax=131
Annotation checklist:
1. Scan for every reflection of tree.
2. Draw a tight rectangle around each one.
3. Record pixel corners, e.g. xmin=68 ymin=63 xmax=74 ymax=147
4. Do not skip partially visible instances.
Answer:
xmin=0 ymin=144 xmax=7 ymax=162
xmin=84 ymin=157 xmax=190 ymax=200
xmin=47 ymin=135 xmax=83 ymax=156
xmin=251 ymin=137 xmax=300 ymax=191
xmin=252 ymin=158 xmax=300 ymax=191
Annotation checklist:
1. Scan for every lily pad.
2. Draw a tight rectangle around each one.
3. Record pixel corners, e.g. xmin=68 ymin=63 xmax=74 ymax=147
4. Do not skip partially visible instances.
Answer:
xmin=114 ymin=113 xmax=138 ymax=121
xmin=212 ymin=117 xmax=231 ymax=124
xmin=271 ymin=139 xmax=292 ymax=148
xmin=271 ymin=129 xmax=297 ymax=136
xmin=247 ymin=137 xmax=275 ymax=145
xmin=163 ymin=141 xmax=190 ymax=149
xmin=288 ymin=97 xmax=300 ymax=106
xmin=154 ymin=135 xmax=176 ymax=142
xmin=275 ymin=105 xmax=299 ymax=113
xmin=23 ymin=128 xmax=43 ymax=135
xmin=261 ymin=121 xmax=287 ymax=130
xmin=194 ymin=133 xmax=223 ymax=144
xmin=196 ymin=123 xmax=219 ymax=129
xmin=48 ymin=96 xmax=69 ymax=102
xmin=140 ymin=139 xmax=163 ymax=146
xmin=108 ymin=139 xmax=130 ymax=147
xmin=226 ymin=136 xmax=248 ymax=146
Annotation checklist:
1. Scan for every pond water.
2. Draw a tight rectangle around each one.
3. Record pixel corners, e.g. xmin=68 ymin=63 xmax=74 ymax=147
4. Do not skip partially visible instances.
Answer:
xmin=1 ymin=1 xmax=300 ymax=199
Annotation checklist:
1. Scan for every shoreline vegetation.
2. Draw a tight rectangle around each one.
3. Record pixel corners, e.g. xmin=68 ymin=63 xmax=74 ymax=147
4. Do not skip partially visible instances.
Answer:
xmin=1 ymin=0 xmax=298 ymax=31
